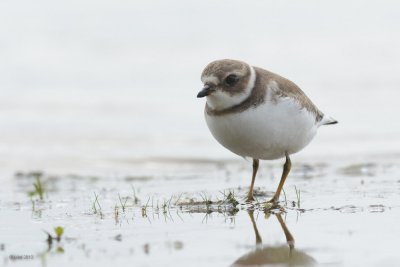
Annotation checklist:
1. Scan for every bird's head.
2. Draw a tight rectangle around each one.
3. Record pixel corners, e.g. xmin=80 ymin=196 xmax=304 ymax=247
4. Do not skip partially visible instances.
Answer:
xmin=197 ymin=59 xmax=256 ymax=111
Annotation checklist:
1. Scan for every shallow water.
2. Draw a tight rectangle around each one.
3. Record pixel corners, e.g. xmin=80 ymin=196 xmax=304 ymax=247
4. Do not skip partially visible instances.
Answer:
xmin=1 ymin=160 xmax=400 ymax=267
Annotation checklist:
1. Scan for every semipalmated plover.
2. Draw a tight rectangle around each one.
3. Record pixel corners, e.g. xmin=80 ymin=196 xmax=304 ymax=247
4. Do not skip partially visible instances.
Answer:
xmin=197 ymin=59 xmax=337 ymax=203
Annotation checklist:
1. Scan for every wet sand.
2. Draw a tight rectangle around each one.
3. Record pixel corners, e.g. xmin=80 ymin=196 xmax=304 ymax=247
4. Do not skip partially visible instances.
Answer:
xmin=1 ymin=159 xmax=399 ymax=267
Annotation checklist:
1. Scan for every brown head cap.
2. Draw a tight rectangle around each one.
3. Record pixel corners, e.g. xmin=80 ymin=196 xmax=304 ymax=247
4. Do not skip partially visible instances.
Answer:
xmin=201 ymin=59 xmax=252 ymax=96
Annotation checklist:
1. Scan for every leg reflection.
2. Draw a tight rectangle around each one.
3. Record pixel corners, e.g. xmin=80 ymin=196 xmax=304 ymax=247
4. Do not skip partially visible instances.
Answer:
xmin=248 ymin=210 xmax=262 ymax=245
xmin=231 ymin=211 xmax=315 ymax=266
xmin=276 ymin=213 xmax=295 ymax=250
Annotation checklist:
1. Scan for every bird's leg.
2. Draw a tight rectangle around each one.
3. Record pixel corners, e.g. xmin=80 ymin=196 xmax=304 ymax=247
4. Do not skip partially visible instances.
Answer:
xmin=268 ymin=152 xmax=291 ymax=203
xmin=246 ymin=159 xmax=259 ymax=202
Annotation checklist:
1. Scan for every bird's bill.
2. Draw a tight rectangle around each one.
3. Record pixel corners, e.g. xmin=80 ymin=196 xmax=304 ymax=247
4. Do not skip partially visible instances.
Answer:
xmin=197 ymin=85 xmax=212 ymax=98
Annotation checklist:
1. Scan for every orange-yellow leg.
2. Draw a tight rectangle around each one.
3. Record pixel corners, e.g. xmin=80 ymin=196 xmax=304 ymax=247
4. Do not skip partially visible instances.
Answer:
xmin=268 ymin=152 xmax=291 ymax=203
xmin=246 ymin=159 xmax=259 ymax=202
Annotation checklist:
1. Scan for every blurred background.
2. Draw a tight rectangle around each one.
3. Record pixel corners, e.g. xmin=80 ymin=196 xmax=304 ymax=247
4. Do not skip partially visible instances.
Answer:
xmin=1 ymin=0 xmax=400 ymax=173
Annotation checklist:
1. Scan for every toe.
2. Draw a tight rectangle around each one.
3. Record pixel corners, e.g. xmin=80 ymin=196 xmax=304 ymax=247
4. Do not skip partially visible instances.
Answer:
xmin=267 ymin=197 xmax=278 ymax=204
xmin=246 ymin=196 xmax=255 ymax=202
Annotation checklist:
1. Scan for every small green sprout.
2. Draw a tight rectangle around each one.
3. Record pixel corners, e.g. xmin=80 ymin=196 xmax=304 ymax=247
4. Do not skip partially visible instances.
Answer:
xmin=226 ymin=191 xmax=239 ymax=208
xmin=295 ymin=186 xmax=301 ymax=208
xmin=92 ymin=192 xmax=102 ymax=214
xmin=282 ymin=188 xmax=288 ymax=207
xmin=45 ymin=226 xmax=64 ymax=245
xmin=54 ymin=226 xmax=64 ymax=242
xmin=118 ymin=193 xmax=128 ymax=212
xmin=141 ymin=197 xmax=150 ymax=217
xmin=44 ymin=226 xmax=65 ymax=253
xmin=131 ymin=185 xmax=140 ymax=205
xmin=28 ymin=173 xmax=45 ymax=200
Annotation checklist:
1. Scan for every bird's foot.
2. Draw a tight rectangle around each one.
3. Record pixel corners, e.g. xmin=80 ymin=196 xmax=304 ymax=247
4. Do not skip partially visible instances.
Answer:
xmin=263 ymin=197 xmax=283 ymax=211
xmin=245 ymin=195 xmax=255 ymax=203
xmin=266 ymin=197 xmax=279 ymax=204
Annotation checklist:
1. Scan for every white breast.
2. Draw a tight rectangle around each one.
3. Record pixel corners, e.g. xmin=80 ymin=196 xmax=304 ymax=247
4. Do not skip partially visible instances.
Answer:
xmin=205 ymin=97 xmax=319 ymax=160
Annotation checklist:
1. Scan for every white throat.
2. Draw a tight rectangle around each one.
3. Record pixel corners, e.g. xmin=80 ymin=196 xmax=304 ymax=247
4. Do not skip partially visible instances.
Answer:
xmin=206 ymin=66 xmax=256 ymax=111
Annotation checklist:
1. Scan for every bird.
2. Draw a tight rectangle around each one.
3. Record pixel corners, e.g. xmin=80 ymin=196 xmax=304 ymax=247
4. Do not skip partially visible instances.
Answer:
xmin=197 ymin=59 xmax=337 ymax=203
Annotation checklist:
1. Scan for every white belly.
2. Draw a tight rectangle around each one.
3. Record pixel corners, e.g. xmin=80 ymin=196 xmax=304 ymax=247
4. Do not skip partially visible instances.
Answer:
xmin=205 ymin=97 xmax=318 ymax=160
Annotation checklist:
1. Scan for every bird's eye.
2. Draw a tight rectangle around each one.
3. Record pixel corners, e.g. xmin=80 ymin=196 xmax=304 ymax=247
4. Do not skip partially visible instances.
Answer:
xmin=225 ymin=74 xmax=239 ymax=86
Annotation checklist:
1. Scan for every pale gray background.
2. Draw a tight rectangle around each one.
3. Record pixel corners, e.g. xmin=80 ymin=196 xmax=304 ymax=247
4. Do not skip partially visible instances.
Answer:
xmin=1 ymin=0 xmax=399 ymax=172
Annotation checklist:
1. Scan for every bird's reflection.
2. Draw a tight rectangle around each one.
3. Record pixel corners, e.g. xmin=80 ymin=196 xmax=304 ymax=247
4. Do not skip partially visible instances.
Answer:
xmin=232 ymin=211 xmax=315 ymax=266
